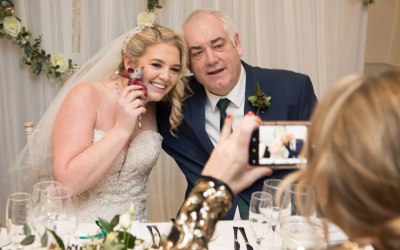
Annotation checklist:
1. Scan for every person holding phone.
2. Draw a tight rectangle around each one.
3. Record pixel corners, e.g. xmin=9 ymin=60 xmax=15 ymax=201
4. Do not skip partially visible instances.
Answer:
xmin=157 ymin=9 xmax=317 ymax=220
xmin=282 ymin=70 xmax=400 ymax=250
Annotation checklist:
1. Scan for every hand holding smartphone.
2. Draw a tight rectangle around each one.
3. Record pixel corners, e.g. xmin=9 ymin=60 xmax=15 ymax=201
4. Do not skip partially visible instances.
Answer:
xmin=249 ymin=121 xmax=309 ymax=169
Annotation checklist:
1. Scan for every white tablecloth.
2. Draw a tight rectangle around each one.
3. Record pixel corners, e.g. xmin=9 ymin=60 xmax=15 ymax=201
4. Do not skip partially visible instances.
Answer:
xmin=0 ymin=220 xmax=347 ymax=249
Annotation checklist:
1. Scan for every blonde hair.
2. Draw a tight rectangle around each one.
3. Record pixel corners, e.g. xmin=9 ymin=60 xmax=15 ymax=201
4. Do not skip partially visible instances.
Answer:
xmin=283 ymin=70 xmax=400 ymax=249
xmin=118 ymin=24 xmax=189 ymax=134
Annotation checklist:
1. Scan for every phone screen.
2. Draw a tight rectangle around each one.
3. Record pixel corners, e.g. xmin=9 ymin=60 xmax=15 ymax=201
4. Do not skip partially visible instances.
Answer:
xmin=249 ymin=122 xmax=309 ymax=168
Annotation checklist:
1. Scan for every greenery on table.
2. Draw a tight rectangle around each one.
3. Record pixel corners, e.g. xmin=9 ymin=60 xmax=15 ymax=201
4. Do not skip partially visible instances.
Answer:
xmin=20 ymin=214 xmax=146 ymax=250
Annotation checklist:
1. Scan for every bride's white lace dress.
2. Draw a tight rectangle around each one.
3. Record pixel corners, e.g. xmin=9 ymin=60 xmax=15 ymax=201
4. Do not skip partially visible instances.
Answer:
xmin=75 ymin=129 xmax=162 ymax=223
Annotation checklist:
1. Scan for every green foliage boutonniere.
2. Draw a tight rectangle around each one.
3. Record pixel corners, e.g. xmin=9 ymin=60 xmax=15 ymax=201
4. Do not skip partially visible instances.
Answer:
xmin=248 ymin=83 xmax=271 ymax=115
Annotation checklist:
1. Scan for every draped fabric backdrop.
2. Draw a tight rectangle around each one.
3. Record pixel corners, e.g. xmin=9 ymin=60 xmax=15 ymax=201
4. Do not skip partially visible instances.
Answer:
xmin=0 ymin=0 xmax=367 ymax=224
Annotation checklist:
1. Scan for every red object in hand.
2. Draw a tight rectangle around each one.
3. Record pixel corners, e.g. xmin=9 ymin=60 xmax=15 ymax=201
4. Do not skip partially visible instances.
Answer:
xmin=120 ymin=67 xmax=147 ymax=97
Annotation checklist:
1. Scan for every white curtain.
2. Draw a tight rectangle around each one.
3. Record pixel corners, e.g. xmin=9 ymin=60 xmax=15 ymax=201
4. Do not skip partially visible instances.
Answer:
xmin=0 ymin=0 xmax=367 ymax=224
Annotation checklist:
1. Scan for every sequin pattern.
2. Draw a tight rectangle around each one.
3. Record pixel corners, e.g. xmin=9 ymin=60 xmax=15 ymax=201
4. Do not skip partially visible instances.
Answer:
xmin=75 ymin=129 xmax=162 ymax=223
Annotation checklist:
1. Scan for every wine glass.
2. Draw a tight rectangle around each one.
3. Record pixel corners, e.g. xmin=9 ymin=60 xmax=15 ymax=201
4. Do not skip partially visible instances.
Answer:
xmin=279 ymin=184 xmax=323 ymax=250
xmin=279 ymin=184 xmax=317 ymax=219
xmin=31 ymin=180 xmax=62 ymax=206
xmin=262 ymin=178 xmax=290 ymax=248
xmin=5 ymin=192 xmax=33 ymax=249
xmin=30 ymin=186 xmax=77 ymax=247
xmin=249 ymin=191 xmax=273 ymax=250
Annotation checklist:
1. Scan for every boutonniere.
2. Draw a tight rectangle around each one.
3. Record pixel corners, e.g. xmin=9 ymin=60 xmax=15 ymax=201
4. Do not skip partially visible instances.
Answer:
xmin=248 ymin=83 xmax=271 ymax=115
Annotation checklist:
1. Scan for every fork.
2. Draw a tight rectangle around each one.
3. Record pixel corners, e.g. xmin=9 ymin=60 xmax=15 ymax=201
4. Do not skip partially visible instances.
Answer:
xmin=146 ymin=225 xmax=159 ymax=249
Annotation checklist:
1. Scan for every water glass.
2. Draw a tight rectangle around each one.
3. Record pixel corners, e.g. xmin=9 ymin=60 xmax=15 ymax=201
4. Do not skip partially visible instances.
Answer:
xmin=5 ymin=192 xmax=33 ymax=249
xmin=249 ymin=191 xmax=273 ymax=250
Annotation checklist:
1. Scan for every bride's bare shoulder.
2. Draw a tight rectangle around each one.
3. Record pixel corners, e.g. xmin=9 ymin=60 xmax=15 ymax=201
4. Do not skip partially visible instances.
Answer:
xmin=61 ymin=82 xmax=105 ymax=107
xmin=67 ymin=81 xmax=109 ymax=99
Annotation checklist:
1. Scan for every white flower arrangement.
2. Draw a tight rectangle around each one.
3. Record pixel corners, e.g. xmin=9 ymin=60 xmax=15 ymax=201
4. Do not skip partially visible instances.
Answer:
xmin=3 ymin=15 xmax=20 ymax=37
xmin=50 ymin=53 xmax=70 ymax=73
xmin=0 ymin=0 xmax=79 ymax=84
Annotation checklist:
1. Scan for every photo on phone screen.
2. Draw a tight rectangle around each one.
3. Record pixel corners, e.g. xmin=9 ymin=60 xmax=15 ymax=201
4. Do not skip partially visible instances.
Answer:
xmin=249 ymin=121 xmax=309 ymax=168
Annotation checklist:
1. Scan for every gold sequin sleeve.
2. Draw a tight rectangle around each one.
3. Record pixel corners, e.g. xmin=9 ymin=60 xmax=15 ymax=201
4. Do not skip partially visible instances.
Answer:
xmin=161 ymin=176 xmax=233 ymax=250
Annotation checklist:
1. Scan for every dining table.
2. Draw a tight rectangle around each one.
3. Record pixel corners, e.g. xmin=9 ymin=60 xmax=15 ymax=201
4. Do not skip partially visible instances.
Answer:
xmin=0 ymin=219 xmax=348 ymax=249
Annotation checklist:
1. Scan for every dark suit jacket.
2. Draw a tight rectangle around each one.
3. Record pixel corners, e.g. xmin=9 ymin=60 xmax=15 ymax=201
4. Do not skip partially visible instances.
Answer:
xmin=286 ymin=139 xmax=304 ymax=158
xmin=157 ymin=61 xmax=317 ymax=219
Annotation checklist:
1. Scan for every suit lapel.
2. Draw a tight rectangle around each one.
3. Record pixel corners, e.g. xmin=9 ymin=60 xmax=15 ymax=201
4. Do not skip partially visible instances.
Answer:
xmin=243 ymin=62 xmax=269 ymax=121
xmin=184 ymin=85 xmax=214 ymax=154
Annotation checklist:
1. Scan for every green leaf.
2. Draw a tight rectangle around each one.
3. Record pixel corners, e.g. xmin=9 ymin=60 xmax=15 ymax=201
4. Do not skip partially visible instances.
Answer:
xmin=254 ymin=83 xmax=261 ymax=94
xmin=110 ymin=214 xmax=120 ymax=229
xmin=41 ymin=231 xmax=48 ymax=247
xmin=98 ymin=217 xmax=114 ymax=234
xmin=20 ymin=235 xmax=35 ymax=245
xmin=248 ymin=95 xmax=257 ymax=105
xmin=47 ymin=229 xmax=65 ymax=250
xmin=23 ymin=224 xmax=31 ymax=235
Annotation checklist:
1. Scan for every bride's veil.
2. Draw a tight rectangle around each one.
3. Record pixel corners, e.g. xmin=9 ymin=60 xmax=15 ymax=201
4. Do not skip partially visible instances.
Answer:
xmin=9 ymin=32 xmax=126 ymax=192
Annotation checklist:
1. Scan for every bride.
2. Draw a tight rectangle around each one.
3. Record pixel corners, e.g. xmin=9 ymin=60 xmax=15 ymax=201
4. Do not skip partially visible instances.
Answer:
xmin=12 ymin=23 xmax=188 ymax=223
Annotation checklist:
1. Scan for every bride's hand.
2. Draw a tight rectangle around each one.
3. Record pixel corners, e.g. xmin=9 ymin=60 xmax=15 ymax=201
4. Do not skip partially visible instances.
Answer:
xmin=114 ymin=85 xmax=146 ymax=135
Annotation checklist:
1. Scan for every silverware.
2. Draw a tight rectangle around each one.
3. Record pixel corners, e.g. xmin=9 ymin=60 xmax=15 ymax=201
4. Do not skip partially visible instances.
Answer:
xmin=233 ymin=226 xmax=240 ymax=250
xmin=152 ymin=225 xmax=162 ymax=247
xmin=146 ymin=225 xmax=159 ymax=249
xmin=239 ymin=227 xmax=254 ymax=250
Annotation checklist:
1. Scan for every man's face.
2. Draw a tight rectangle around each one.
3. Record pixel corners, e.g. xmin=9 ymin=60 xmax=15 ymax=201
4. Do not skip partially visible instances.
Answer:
xmin=184 ymin=14 xmax=243 ymax=96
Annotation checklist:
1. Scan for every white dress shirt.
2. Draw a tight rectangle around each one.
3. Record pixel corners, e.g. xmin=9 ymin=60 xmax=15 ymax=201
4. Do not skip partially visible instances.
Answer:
xmin=205 ymin=65 xmax=246 ymax=146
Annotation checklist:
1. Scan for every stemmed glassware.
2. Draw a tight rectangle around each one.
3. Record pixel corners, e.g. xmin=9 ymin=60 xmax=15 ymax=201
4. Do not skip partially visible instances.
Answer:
xmin=31 ymin=180 xmax=62 ymax=206
xmin=279 ymin=184 xmax=324 ymax=250
xmin=262 ymin=178 xmax=290 ymax=248
xmin=5 ymin=192 xmax=33 ymax=249
xmin=30 ymin=186 xmax=77 ymax=247
xmin=248 ymin=191 xmax=273 ymax=250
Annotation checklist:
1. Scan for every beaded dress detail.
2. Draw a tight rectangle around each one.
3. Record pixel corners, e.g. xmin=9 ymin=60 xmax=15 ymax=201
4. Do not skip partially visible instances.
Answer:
xmin=75 ymin=129 xmax=162 ymax=223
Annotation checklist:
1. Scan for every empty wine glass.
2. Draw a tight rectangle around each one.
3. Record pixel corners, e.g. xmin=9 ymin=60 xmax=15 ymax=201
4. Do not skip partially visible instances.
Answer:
xmin=262 ymin=178 xmax=290 ymax=248
xmin=30 ymin=186 xmax=77 ymax=247
xmin=279 ymin=184 xmax=323 ymax=250
xmin=249 ymin=191 xmax=273 ymax=250
xmin=31 ymin=180 xmax=62 ymax=206
xmin=5 ymin=192 xmax=33 ymax=249
xmin=279 ymin=184 xmax=317 ymax=219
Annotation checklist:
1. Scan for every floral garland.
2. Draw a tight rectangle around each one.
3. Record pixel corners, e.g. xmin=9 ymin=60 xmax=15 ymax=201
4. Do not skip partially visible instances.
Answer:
xmin=137 ymin=0 xmax=162 ymax=25
xmin=0 ymin=0 xmax=79 ymax=85
xmin=362 ymin=0 xmax=375 ymax=7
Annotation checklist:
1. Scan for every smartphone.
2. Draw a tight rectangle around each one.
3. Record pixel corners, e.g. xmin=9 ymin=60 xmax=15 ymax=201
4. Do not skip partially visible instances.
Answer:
xmin=249 ymin=121 xmax=309 ymax=169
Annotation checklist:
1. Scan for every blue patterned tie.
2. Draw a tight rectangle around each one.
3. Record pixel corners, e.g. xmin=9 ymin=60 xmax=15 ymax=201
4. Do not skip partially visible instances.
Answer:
xmin=216 ymin=98 xmax=230 ymax=130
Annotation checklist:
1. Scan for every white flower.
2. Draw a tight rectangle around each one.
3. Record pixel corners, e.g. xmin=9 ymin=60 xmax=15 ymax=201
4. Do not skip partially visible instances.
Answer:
xmin=3 ymin=16 xmax=22 ymax=38
xmin=137 ymin=11 xmax=156 ymax=25
xmin=119 ymin=213 xmax=132 ymax=230
xmin=50 ymin=53 xmax=69 ymax=73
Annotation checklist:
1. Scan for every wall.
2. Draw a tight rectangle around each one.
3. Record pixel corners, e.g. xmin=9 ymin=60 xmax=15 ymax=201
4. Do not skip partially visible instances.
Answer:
xmin=365 ymin=0 xmax=400 ymax=73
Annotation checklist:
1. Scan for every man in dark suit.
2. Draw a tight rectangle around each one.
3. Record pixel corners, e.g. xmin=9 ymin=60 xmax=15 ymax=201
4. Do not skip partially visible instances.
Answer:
xmin=157 ymin=9 xmax=317 ymax=219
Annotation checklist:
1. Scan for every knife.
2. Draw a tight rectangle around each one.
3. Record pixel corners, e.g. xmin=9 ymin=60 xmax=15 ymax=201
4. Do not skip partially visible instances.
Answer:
xmin=239 ymin=227 xmax=254 ymax=250
xmin=233 ymin=226 xmax=240 ymax=250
